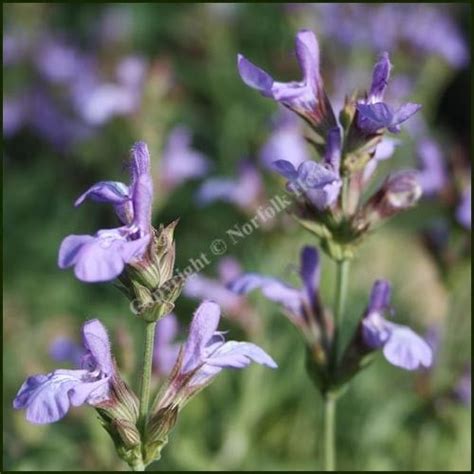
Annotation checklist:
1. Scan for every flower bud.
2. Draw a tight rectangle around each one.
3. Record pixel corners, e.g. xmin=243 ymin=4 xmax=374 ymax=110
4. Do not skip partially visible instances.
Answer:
xmin=143 ymin=405 xmax=178 ymax=466
xmin=95 ymin=372 xmax=143 ymax=469
xmin=120 ymin=220 xmax=184 ymax=322
xmin=355 ymin=170 xmax=422 ymax=230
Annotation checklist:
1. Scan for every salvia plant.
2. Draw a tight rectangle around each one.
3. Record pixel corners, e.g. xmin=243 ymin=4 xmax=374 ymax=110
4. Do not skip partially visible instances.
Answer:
xmin=13 ymin=142 xmax=277 ymax=471
xmin=13 ymin=28 xmax=442 ymax=472
xmin=230 ymin=29 xmax=434 ymax=470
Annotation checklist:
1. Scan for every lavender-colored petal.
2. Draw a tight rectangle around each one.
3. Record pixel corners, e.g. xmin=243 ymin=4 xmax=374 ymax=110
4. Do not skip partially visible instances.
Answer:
xmin=383 ymin=324 xmax=433 ymax=370
xmin=272 ymin=160 xmax=298 ymax=180
xmin=82 ymin=319 xmax=113 ymax=375
xmin=58 ymin=235 xmax=96 ymax=269
xmin=205 ymin=340 xmax=277 ymax=369
xmin=59 ymin=230 xmax=150 ymax=282
xmin=357 ymin=102 xmax=394 ymax=133
xmin=324 ymin=127 xmax=342 ymax=171
xmin=182 ymin=301 xmax=221 ymax=372
xmin=13 ymin=369 xmax=90 ymax=424
xmin=294 ymin=29 xmax=320 ymax=89
xmin=368 ymin=279 xmax=392 ymax=313
xmin=237 ymin=54 xmax=273 ymax=96
xmin=391 ymin=103 xmax=422 ymax=127
xmin=368 ymin=52 xmax=392 ymax=103
xmin=130 ymin=142 xmax=153 ymax=235
xmin=74 ymin=181 xmax=130 ymax=207
xmin=361 ymin=313 xmax=392 ymax=348
xmin=299 ymin=246 xmax=320 ymax=305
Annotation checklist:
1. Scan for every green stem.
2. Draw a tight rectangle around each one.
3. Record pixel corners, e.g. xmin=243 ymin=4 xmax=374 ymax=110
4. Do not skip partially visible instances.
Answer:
xmin=324 ymin=395 xmax=336 ymax=471
xmin=332 ymin=259 xmax=350 ymax=368
xmin=139 ymin=321 xmax=157 ymax=434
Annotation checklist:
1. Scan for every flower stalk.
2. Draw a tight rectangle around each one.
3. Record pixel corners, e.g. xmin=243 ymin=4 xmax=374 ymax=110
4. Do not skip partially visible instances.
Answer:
xmin=139 ymin=321 xmax=157 ymax=435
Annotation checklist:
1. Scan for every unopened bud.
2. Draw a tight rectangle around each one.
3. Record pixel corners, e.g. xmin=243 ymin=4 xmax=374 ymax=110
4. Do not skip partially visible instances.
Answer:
xmin=356 ymin=170 xmax=422 ymax=230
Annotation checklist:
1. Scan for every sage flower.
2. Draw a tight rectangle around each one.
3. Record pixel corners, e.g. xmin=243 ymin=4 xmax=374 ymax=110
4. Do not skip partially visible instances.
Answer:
xmin=159 ymin=301 xmax=276 ymax=407
xmin=14 ymin=320 xmax=113 ymax=424
xmin=237 ymin=30 xmax=336 ymax=129
xmin=229 ymin=246 xmax=322 ymax=332
xmin=356 ymin=52 xmax=421 ymax=134
xmin=361 ymin=280 xmax=432 ymax=370
xmin=58 ymin=142 xmax=153 ymax=282
xmin=272 ymin=127 xmax=342 ymax=210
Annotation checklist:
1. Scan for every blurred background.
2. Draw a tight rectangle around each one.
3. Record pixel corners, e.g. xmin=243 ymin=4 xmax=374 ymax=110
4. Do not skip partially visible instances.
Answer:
xmin=3 ymin=3 xmax=471 ymax=471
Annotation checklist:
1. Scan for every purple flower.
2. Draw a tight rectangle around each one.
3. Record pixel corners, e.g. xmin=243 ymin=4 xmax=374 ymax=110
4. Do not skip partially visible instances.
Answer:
xmin=259 ymin=108 xmax=310 ymax=169
xmin=58 ymin=142 xmax=153 ymax=282
xmin=160 ymin=126 xmax=210 ymax=190
xmin=197 ymin=161 xmax=263 ymax=210
xmin=415 ymin=139 xmax=447 ymax=196
xmin=159 ymin=301 xmax=276 ymax=405
xmin=238 ymin=30 xmax=336 ymax=128
xmin=153 ymin=314 xmax=181 ymax=377
xmin=357 ymin=53 xmax=421 ymax=134
xmin=229 ymin=246 xmax=320 ymax=329
xmin=456 ymin=185 xmax=471 ymax=229
xmin=13 ymin=319 xmax=113 ymax=424
xmin=272 ymin=128 xmax=342 ymax=210
xmin=361 ymin=280 xmax=432 ymax=370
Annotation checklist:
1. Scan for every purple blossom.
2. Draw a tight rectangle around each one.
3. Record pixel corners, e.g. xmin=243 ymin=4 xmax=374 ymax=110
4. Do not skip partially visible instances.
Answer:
xmin=237 ymin=30 xmax=335 ymax=127
xmin=259 ymin=108 xmax=310 ymax=169
xmin=160 ymin=126 xmax=210 ymax=190
xmin=160 ymin=301 xmax=276 ymax=404
xmin=361 ymin=280 xmax=432 ymax=370
xmin=58 ymin=142 xmax=153 ymax=282
xmin=181 ymin=301 xmax=276 ymax=384
xmin=197 ymin=161 xmax=263 ymax=210
xmin=13 ymin=319 xmax=113 ymax=424
xmin=415 ymin=139 xmax=447 ymax=196
xmin=357 ymin=53 xmax=421 ymax=134
xmin=272 ymin=127 xmax=342 ymax=210
xmin=153 ymin=314 xmax=181 ymax=377
xmin=456 ymin=185 xmax=471 ymax=229
xmin=229 ymin=246 xmax=320 ymax=329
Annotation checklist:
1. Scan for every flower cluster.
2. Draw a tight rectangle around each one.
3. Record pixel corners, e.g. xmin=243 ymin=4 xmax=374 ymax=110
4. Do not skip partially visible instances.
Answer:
xmin=238 ymin=30 xmax=423 ymax=261
xmin=230 ymin=247 xmax=433 ymax=393
xmin=14 ymin=141 xmax=276 ymax=471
